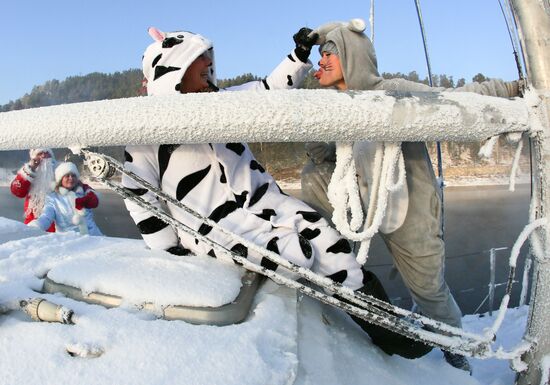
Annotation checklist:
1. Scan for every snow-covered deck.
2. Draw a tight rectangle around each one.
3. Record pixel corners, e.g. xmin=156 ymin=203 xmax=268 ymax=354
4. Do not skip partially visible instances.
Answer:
xmin=0 ymin=217 xmax=527 ymax=385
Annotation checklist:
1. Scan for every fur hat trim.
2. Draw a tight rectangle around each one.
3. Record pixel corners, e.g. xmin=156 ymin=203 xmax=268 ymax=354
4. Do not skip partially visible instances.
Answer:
xmin=55 ymin=162 xmax=80 ymax=185
xmin=29 ymin=148 xmax=55 ymax=160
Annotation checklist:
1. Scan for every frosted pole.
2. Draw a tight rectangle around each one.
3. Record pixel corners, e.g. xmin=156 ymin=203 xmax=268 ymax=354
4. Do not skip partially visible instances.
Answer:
xmin=0 ymin=90 xmax=529 ymax=150
xmin=512 ymin=0 xmax=550 ymax=384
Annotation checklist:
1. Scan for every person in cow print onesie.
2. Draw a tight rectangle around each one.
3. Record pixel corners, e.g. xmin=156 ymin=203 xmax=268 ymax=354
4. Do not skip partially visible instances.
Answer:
xmin=123 ymin=27 xmax=429 ymax=358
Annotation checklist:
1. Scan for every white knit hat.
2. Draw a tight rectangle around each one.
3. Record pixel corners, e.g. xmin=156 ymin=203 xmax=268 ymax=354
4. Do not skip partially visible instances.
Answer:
xmin=54 ymin=162 xmax=80 ymax=185
xmin=29 ymin=148 xmax=55 ymax=159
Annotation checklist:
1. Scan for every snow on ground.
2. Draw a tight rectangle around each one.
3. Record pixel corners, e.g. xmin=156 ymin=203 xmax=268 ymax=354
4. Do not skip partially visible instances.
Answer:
xmin=0 ymin=216 xmax=528 ymax=385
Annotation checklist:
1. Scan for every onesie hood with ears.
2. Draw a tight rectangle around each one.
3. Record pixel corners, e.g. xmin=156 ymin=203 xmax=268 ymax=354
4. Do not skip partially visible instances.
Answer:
xmin=142 ymin=27 xmax=217 ymax=96
xmin=312 ymin=18 xmax=383 ymax=91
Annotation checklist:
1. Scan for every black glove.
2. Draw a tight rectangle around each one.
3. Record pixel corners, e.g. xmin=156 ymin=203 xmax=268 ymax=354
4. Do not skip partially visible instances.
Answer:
xmin=293 ymin=27 xmax=318 ymax=63
xmin=166 ymin=245 xmax=191 ymax=256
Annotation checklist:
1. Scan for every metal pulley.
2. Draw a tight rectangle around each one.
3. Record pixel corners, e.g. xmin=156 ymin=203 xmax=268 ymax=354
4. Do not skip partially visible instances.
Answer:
xmin=84 ymin=152 xmax=116 ymax=179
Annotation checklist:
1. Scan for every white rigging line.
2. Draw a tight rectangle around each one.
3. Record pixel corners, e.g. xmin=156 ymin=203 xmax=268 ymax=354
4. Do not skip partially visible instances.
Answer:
xmin=369 ymin=0 xmax=375 ymax=44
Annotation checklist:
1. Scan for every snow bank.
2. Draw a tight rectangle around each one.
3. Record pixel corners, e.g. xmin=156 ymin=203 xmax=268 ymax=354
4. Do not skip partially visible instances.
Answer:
xmin=0 ymin=217 xmax=530 ymax=385
xmin=0 ymin=89 xmax=529 ymax=150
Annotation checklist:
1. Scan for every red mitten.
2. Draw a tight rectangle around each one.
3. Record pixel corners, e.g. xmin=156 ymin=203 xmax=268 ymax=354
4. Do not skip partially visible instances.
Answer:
xmin=75 ymin=196 xmax=85 ymax=210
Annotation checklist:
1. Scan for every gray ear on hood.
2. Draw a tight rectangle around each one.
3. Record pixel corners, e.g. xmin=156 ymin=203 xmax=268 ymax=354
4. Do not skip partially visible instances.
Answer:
xmin=311 ymin=18 xmax=366 ymax=45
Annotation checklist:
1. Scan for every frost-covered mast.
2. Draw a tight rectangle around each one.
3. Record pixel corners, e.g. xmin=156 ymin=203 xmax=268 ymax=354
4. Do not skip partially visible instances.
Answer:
xmin=512 ymin=0 xmax=550 ymax=384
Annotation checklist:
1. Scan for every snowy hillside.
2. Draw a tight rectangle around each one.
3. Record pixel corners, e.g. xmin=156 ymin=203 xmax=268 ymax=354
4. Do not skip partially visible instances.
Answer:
xmin=0 ymin=217 xmax=527 ymax=385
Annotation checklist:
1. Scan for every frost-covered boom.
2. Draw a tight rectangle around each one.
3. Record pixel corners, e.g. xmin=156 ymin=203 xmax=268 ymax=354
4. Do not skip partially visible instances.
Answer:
xmin=0 ymin=89 xmax=530 ymax=150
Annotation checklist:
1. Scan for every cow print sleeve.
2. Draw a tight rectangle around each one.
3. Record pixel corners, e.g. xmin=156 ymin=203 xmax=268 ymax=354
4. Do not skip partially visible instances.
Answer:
xmin=222 ymin=50 xmax=312 ymax=92
xmin=122 ymin=145 xmax=179 ymax=250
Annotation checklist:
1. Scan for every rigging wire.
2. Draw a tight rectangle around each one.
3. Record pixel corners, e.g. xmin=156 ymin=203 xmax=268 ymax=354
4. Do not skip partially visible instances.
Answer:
xmin=412 ymin=0 xmax=445 ymax=237
xmin=369 ymin=0 xmax=375 ymax=44
xmin=497 ymin=0 xmax=526 ymax=84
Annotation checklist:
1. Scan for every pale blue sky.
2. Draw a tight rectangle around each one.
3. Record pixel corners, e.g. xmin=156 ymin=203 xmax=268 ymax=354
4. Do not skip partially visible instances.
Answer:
xmin=1 ymin=0 xmax=520 ymax=104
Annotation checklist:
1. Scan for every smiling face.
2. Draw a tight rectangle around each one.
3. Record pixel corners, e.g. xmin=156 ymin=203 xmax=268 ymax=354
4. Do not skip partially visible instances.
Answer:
xmin=61 ymin=173 xmax=78 ymax=190
xmin=317 ymin=52 xmax=347 ymax=90
xmin=179 ymin=53 xmax=213 ymax=93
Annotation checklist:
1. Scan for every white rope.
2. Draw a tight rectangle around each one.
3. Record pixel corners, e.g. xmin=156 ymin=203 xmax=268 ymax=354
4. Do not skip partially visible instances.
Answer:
xmin=328 ymin=142 xmax=405 ymax=265
xmin=509 ymin=135 xmax=524 ymax=192
xmin=478 ymin=217 xmax=547 ymax=345
xmin=478 ymin=135 xmax=499 ymax=159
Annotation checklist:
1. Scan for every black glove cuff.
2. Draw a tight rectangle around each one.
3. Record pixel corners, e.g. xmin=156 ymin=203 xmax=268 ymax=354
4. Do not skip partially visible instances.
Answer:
xmin=293 ymin=47 xmax=311 ymax=63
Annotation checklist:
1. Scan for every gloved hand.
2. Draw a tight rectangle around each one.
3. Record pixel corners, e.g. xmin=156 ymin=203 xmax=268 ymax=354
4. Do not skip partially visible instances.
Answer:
xmin=166 ymin=245 xmax=191 ymax=256
xmin=75 ymin=190 xmax=99 ymax=210
xmin=305 ymin=142 xmax=336 ymax=164
xmin=75 ymin=196 xmax=86 ymax=210
xmin=293 ymin=27 xmax=318 ymax=63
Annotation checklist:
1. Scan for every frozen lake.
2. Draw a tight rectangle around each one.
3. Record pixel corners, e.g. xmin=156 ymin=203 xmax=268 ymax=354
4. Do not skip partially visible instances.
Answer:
xmin=0 ymin=183 xmax=531 ymax=314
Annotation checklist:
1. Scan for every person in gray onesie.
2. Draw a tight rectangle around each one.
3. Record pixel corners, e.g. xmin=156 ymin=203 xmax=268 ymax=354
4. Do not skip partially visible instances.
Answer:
xmin=301 ymin=18 xmax=521 ymax=373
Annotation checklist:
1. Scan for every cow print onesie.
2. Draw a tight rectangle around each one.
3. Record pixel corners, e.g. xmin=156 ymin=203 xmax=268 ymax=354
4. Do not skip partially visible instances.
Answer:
xmin=123 ymin=29 xmax=364 ymax=290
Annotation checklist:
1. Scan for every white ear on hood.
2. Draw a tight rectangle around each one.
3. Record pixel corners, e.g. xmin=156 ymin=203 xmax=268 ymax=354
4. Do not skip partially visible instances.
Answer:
xmin=148 ymin=27 xmax=165 ymax=42
xmin=312 ymin=18 xmax=367 ymax=45
xmin=348 ymin=18 xmax=366 ymax=33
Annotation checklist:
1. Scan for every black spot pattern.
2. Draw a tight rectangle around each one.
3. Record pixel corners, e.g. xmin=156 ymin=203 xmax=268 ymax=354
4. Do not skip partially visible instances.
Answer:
xmin=326 ymin=270 xmax=348 ymax=284
xmin=298 ymin=235 xmax=312 ymax=259
xmin=287 ymin=54 xmax=296 ymax=62
xmin=226 ymin=143 xmax=245 ymax=156
xmin=234 ymin=191 xmax=248 ymax=208
xmin=207 ymin=249 xmax=217 ymax=258
xmin=162 ymin=36 xmax=183 ymax=48
xmin=176 ymin=165 xmax=211 ymax=201
xmin=261 ymin=237 xmax=280 ymax=271
xmin=262 ymin=79 xmax=270 ymax=90
xmin=287 ymin=75 xmax=293 ymax=86
xmin=125 ymin=187 xmax=148 ymax=196
xmin=219 ymin=163 xmax=227 ymax=183
xmin=249 ymin=183 xmax=269 ymax=207
xmin=250 ymin=160 xmax=265 ymax=173
xmin=175 ymin=83 xmax=181 ymax=92
xmin=158 ymin=144 xmax=180 ymax=183
xmin=195 ymin=238 xmax=199 ymax=245
xmin=124 ymin=151 xmax=133 ymax=163
xmin=198 ymin=201 xmax=240 ymax=236
xmin=300 ymin=228 xmax=321 ymax=240
xmin=326 ymin=239 xmax=352 ymax=254
xmin=154 ymin=65 xmax=181 ymax=80
xmin=230 ymin=243 xmax=248 ymax=258
xmin=255 ymin=209 xmax=276 ymax=221
xmin=296 ymin=211 xmax=322 ymax=223
xmin=152 ymin=54 xmax=162 ymax=68
xmin=137 ymin=216 xmax=169 ymax=235
xmin=277 ymin=184 xmax=288 ymax=196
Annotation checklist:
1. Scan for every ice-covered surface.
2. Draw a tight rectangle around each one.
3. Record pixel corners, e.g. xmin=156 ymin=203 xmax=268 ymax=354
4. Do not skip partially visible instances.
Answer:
xmin=47 ymin=245 xmax=243 ymax=307
xmin=0 ymin=89 xmax=529 ymax=150
xmin=0 ymin=168 xmax=14 ymax=186
xmin=0 ymin=216 xmax=532 ymax=384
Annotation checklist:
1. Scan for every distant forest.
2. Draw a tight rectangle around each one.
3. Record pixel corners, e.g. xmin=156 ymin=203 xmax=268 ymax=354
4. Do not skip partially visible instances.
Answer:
xmin=0 ymin=69 xmax=493 ymax=112
xmin=0 ymin=69 xmax=524 ymax=181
